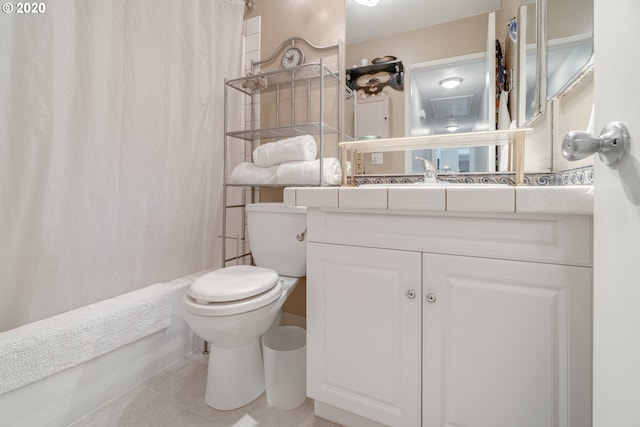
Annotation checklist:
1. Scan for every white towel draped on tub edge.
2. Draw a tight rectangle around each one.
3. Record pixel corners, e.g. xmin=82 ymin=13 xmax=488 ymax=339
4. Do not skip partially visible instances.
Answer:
xmin=0 ymin=283 xmax=172 ymax=395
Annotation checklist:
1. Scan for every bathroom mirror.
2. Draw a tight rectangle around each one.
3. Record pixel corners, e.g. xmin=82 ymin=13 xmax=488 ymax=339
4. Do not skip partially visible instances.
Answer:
xmin=405 ymin=51 xmax=495 ymax=174
xmin=346 ymin=0 xmax=502 ymax=175
xmin=345 ymin=0 xmax=594 ymax=175
xmin=546 ymin=0 xmax=593 ymax=100
xmin=520 ymin=0 xmax=538 ymax=126
xmin=520 ymin=0 xmax=593 ymax=126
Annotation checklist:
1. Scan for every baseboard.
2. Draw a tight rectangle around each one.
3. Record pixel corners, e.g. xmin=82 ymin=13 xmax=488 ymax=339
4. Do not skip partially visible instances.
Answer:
xmin=314 ymin=400 xmax=386 ymax=427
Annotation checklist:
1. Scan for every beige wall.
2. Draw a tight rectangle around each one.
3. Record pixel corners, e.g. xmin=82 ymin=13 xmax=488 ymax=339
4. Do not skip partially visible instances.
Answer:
xmin=245 ymin=0 xmax=345 ymax=314
xmin=245 ymin=0 xmax=344 ymax=66
xmin=497 ymin=0 xmax=522 ymax=32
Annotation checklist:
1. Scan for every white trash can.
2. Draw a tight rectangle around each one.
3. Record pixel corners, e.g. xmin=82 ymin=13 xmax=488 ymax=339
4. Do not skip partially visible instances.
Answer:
xmin=261 ymin=325 xmax=306 ymax=410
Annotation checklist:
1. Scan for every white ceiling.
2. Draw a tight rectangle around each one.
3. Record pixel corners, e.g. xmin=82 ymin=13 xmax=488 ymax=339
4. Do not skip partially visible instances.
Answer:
xmin=346 ymin=0 xmax=501 ymax=44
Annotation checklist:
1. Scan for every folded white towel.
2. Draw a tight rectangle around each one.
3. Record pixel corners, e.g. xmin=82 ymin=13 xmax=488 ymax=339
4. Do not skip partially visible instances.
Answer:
xmin=0 ymin=283 xmax=172 ymax=394
xmin=253 ymin=135 xmax=317 ymax=167
xmin=228 ymin=162 xmax=278 ymax=185
xmin=275 ymin=158 xmax=343 ymax=186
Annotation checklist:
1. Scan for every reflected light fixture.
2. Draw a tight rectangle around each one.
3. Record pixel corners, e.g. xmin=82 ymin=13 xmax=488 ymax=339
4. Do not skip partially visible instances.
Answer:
xmin=445 ymin=123 xmax=460 ymax=132
xmin=439 ymin=77 xmax=463 ymax=89
xmin=355 ymin=0 xmax=381 ymax=6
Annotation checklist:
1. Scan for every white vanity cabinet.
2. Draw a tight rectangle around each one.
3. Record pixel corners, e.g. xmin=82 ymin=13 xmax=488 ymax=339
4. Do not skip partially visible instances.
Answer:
xmin=423 ymin=253 xmax=591 ymax=427
xmin=307 ymin=243 xmax=422 ymax=427
xmin=305 ymin=208 xmax=592 ymax=427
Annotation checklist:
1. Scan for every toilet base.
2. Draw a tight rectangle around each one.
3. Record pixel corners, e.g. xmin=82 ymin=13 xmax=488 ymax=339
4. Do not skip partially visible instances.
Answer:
xmin=204 ymin=338 xmax=265 ymax=410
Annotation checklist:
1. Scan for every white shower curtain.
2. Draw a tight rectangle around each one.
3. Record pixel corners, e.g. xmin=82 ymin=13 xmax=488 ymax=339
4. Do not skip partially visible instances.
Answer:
xmin=0 ymin=0 xmax=244 ymax=331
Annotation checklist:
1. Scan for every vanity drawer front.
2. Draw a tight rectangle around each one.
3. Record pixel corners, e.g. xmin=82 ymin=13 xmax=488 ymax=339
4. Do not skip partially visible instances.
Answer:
xmin=307 ymin=208 xmax=592 ymax=267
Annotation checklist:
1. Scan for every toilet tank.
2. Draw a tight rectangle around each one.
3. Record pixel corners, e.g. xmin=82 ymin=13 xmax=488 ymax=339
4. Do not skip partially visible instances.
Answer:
xmin=246 ymin=203 xmax=307 ymax=277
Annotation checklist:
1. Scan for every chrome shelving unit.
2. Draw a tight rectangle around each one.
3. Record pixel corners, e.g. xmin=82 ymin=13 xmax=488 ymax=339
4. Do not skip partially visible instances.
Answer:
xmin=221 ymin=37 xmax=349 ymax=266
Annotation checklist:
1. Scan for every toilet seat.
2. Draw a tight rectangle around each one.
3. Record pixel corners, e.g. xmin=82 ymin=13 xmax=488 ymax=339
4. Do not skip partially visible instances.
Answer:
xmin=184 ymin=265 xmax=282 ymax=316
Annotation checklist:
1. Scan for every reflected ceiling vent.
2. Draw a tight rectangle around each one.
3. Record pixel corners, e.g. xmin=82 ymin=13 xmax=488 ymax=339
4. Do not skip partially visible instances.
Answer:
xmin=430 ymin=95 xmax=474 ymax=119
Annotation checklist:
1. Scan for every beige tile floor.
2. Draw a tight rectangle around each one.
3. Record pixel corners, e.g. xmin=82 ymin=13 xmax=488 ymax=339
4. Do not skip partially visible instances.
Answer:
xmin=71 ymin=353 xmax=342 ymax=427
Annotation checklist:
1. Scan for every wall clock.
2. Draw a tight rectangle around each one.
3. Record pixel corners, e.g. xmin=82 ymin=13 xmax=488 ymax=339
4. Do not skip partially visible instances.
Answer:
xmin=281 ymin=46 xmax=304 ymax=69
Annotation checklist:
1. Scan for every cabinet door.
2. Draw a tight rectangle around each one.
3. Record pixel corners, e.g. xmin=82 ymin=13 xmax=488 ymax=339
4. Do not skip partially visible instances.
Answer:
xmin=356 ymin=96 xmax=389 ymax=139
xmin=423 ymin=253 xmax=592 ymax=427
xmin=307 ymin=242 xmax=422 ymax=427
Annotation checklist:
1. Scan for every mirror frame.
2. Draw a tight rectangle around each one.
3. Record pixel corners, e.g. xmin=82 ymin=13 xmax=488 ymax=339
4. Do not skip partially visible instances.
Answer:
xmin=524 ymin=0 xmax=594 ymax=128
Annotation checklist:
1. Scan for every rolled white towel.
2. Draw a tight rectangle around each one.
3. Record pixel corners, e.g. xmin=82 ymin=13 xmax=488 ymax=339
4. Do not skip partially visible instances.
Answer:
xmin=253 ymin=135 xmax=317 ymax=167
xmin=228 ymin=162 xmax=278 ymax=185
xmin=275 ymin=158 xmax=343 ymax=186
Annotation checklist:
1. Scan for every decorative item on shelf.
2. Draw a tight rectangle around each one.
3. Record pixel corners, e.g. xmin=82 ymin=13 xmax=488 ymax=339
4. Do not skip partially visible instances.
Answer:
xmin=507 ymin=17 xmax=518 ymax=42
xmin=281 ymin=46 xmax=305 ymax=69
xmin=346 ymin=58 xmax=403 ymax=94
xmin=241 ymin=71 xmax=268 ymax=90
xmin=356 ymin=72 xmax=392 ymax=95
xmin=243 ymin=0 xmax=255 ymax=12
xmin=371 ymin=55 xmax=397 ymax=64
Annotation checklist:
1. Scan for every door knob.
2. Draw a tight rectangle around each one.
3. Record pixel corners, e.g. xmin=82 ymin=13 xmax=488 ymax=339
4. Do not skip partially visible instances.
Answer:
xmin=562 ymin=121 xmax=630 ymax=166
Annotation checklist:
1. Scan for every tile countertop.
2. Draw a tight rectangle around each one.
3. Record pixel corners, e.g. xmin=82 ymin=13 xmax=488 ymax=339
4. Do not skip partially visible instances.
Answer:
xmin=283 ymin=184 xmax=594 ymax=215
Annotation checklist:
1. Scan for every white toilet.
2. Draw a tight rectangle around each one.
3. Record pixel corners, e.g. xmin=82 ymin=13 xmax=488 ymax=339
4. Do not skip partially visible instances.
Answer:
xmin=182 ymin=202 xmax=307 ymax=411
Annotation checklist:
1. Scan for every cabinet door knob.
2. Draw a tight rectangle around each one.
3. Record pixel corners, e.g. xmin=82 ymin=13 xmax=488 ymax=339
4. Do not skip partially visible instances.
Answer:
xmin=426 ymin=292 xmax=437 ymax=303
xmin=407 ymin=289 xmax=416 ymax=299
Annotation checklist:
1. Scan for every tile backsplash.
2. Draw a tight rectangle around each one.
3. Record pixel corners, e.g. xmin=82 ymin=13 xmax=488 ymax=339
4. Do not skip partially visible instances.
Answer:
xmin=353 ymin=165 xmax=594 ymax=186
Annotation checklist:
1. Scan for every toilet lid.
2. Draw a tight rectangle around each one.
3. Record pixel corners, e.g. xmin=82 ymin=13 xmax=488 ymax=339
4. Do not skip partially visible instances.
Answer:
xmin=188 ymin=265 xmax=279 ymax=303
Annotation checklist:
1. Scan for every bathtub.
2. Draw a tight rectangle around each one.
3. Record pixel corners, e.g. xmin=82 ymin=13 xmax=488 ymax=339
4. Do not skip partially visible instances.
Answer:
xmin=0 ymin=273 xmax=204 ymax=427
